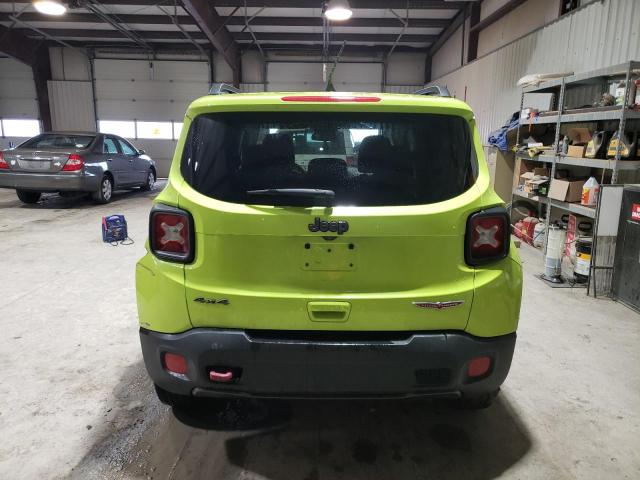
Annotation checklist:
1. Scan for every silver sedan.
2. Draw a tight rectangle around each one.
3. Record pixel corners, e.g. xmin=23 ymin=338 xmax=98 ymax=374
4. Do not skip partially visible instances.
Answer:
xmin=0 ymin=131 xmax=156 ymax=204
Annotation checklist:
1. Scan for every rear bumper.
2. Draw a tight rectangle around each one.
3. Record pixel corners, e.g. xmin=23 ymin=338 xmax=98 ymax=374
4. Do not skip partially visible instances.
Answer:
xmin=140 ymin=328 xmax=516 ymax=399
xmin=0 ymin=170 xmax=98 ymax=192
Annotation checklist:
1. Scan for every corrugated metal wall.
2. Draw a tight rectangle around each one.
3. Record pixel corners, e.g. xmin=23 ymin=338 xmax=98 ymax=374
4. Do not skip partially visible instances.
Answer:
xmin=432 ymin=0 xmax=640 ymax=141
xmin=48 ymin=81 xmax=96 ymax=132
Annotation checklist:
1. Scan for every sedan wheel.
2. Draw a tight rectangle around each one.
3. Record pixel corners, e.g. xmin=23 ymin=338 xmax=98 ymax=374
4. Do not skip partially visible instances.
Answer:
xmin=92 ymin=175 xmax=113 ymax=204
xmin=16 ymin=190 xmax=41 ymax=204
xmin=141 ymin=170 xmax=155 ymax=191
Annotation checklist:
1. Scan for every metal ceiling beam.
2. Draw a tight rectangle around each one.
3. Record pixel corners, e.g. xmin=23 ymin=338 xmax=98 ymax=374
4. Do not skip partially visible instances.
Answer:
xmin=0 ymin=25 xmax=52 ymax=130
xmin=466 ymin=1 xmax=480 ymax=62
xmin=427 ymin=3 xmax=467 ymax=56
xmin=61 ymin=40 xmax=426 ymax=54
xmin=177 ymin=0 xmax=240 ymax=84
xmin=0 ymin=12 xmax=450 ymax=28
xmin=15 ymin=28 xmax=436 ymax=44
xmin=0 ymin=0 xmax=467 ymax=7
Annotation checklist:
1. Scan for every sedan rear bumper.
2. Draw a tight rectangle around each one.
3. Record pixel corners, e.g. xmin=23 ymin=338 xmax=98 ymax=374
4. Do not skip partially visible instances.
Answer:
xmin=0 ymin=170 xmax=98 ymax=192
xmin=140 ymin=327 xmax=516 ymax=399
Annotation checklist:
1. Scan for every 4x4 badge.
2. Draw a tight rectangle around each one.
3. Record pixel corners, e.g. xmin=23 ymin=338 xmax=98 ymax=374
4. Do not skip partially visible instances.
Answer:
xmin=308 ymin=217 xmax=349 ymax=235
xmin=413 ymin=300 xmax=464 ymax=310
xmin=194 ymin=297 xmax=229 ymax=305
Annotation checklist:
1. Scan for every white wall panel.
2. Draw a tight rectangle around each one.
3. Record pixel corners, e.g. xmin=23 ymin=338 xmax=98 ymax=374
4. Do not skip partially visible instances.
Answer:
xmin=0 ymin=58 xmax=38 ymax=118
xmin=432 ymin=0 xmax=640 ymax=142
xmin=432 ymin=24 xmax=464 ymax=79
xmin=49 ymin=47 xmax=91 ymax=81
xmin=267 ymin=62 xmax=325 ymax=91
xmin=385 ymin=53 xmax=425 ymax=85
xmin=48 ymin=81 xmax=96 ymax=131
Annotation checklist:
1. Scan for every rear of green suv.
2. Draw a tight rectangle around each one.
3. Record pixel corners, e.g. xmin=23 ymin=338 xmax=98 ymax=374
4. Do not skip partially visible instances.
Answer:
xmin=136 ymin=90 xmax=522 ymax=408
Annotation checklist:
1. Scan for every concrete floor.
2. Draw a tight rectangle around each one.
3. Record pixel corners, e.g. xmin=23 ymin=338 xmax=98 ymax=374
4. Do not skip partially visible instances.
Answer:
xmin=0 ymin=184 xmax=639 ymax=479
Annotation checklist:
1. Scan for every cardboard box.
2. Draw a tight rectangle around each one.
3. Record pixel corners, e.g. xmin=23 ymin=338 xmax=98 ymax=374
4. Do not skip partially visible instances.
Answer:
xmin=548 ymin=178 xmax=586 ymax=203
xmin=565 ymin=127 xmax=592 ymax=158
xmin=567 ymin=145 xmax=586 ymax=158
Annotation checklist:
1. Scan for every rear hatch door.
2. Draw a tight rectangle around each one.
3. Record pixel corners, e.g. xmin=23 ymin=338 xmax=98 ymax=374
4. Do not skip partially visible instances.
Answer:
xmin=178 ymin=104 xmax=483 ymax=331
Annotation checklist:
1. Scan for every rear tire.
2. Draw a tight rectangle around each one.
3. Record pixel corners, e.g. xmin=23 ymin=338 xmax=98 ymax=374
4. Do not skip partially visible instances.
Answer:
xmin=16 ymin=190 xmax=41 ymax=204
xmin=141 ymin=169 xmax=155 ymax=191
xmin=92 ymin=175 xmax=113 ymax=204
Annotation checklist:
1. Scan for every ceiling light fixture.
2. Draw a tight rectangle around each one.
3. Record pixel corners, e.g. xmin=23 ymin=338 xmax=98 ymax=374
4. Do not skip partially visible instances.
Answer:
xmin=324 ymin=0 xmax=353 ymax=21
xmin=33 ymin=0 xmax=66 ymax=16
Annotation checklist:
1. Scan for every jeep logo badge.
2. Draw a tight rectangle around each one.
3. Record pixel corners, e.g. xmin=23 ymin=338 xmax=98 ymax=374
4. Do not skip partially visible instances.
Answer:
xmin=308 ymin=217 xmax=349 ymax=235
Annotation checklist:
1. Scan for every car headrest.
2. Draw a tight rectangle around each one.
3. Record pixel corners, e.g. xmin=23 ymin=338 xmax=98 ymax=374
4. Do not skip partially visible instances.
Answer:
xmin=307 ymin=157 xmax=348 ymax=177
xmin=262 ymin=133 xmax=295 ymax=165
xmin=358 ymin=135 xmax=393 ymax=173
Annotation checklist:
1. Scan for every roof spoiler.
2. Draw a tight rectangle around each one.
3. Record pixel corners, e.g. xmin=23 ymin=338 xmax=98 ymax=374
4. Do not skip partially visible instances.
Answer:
xmin=209 ymin=83 xmax=240 ymax=95
xmin=414 ymin=85 xmax=450 ymax=97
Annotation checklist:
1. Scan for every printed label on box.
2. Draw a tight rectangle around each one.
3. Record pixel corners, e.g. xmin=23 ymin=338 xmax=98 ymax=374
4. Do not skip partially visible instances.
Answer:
xmin=632 ymin=203 xmax=640 ymax=221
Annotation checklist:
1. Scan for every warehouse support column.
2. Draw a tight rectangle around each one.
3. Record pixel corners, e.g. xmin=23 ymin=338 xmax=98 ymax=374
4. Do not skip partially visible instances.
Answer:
xmin=32 ymin=46 xmax=53 ymax=132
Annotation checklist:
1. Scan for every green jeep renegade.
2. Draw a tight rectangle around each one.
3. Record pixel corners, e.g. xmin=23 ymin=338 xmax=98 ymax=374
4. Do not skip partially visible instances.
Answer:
xmin=136 ymin=86 xmax=522 ymax=409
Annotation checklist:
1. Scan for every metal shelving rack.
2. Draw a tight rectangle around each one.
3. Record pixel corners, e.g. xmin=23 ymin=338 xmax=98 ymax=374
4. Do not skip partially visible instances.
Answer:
xmin=512 ymin=60 xmax=640 ymax=288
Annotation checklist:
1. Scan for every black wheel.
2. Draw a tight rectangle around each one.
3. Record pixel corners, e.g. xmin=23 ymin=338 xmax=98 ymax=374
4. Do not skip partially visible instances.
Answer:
xmin=451 ymin=390 xmax=499 ymax=410
xmin=92 ymin=175 xmax=113 ymax=204
xmin=141 ymin=169 xmax=155 ymax=191
xmin=16 ymin=190 xmax=41 ymax=204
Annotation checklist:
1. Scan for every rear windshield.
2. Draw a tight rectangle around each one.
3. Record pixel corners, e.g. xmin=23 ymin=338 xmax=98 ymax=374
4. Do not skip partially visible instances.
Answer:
xmin=181 ymin=112 xmax=476 ymax=207
xmin=20 ymin=134 xmax=95 ymax=149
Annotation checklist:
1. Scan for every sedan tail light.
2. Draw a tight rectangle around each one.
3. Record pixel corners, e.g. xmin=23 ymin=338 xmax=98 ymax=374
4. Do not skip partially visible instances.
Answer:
xmin=465 ymin=208 xmax=510 ymax=266
xmin=62 ymin=154 xmax=84 ymax=171
xmin=149 ymin=205 xmax=194 ymax=263
xmin=0 ymin=152 xmax=8 ymax=169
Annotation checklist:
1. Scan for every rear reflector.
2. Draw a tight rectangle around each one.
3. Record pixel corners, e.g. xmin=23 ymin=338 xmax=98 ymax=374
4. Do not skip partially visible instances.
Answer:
xmin=0 ymin=152 xmax=8 ymax=169
xmin=149 ymin=206 xmax=194 ymax=263
xmin=465 ymin=208 xmax=510 ymax=266
xmin=281 ymin=95 xmax=381 ymax=103
xmin=468 ymin=356 xmax=492 ymax=378
xmin=62 ymin=154 xmax=84 ymax=171
xmin=163 ymin=352 xmax=188 ymax=376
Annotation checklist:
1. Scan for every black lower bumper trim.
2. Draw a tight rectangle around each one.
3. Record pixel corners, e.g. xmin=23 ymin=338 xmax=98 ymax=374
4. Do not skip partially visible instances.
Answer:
xmin=140 ymin=328 xmax=516 ymax=399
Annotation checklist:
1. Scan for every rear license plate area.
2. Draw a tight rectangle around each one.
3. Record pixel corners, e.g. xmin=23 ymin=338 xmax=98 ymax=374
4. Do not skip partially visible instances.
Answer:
xmin=302 ymin=243 xmax=357 ymax=271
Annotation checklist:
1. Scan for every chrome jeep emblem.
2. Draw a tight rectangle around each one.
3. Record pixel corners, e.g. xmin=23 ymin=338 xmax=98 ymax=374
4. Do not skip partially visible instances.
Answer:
xmin=308 ymin=217 xmax=349 ymax=235
xmin=413 ymin=300 xmax=464 ymax=310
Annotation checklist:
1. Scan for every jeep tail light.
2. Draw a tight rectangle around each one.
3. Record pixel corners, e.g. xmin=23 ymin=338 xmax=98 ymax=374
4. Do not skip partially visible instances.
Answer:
xmin=150 ymin=206 xmax=194 ymax=263
xmin=163 ymin=352 xmax=188 ymax=377
xmin=0 ymin=152 xmax=8 ymax=169
xmin=62 ymin=153 xmax=84 ymax=171
xmin=468 ymin=356 xmax=492 ymax=378
xmin=465 ymin=208 xmax=510 ymax=266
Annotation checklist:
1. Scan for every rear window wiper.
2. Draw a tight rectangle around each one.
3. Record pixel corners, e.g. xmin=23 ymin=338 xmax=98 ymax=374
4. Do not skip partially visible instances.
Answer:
xmin=246 ymin=189 xmax=335 ymax=207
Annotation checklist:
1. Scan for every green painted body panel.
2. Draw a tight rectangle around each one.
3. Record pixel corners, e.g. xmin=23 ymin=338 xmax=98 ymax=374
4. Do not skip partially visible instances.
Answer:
xmin=136 ymin=92 xmax=522 ymax=337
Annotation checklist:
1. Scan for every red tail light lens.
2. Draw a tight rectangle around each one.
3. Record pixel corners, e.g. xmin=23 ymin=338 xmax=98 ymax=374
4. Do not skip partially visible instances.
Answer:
xmin=150 ymin=206 xmax=194 ymax=263
xmin=468 ymin=356 xmax=492 ymax=378
xmin=62 ymin=154 xmax=84 ymax=171
xmin=0 ymin=152 xmax=8 ymax=169
xmin=345 ymin=155 xmax=355 ymax=166
xmin=163 ymin=352 xmax=188 ymax=376
xmin=281 ymin=95 xmax=381 ymax=102
xmin=465 ymin=208 xmax=510 ymax=266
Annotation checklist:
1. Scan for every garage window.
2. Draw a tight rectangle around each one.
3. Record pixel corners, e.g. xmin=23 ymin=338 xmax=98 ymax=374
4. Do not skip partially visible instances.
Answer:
xmin=137 ymin=121 xmax=173 ymax=139
xmin=2 ymin=119 xmax=41 ymax=138
xmin=98 ymin=120 xmax=136 ymax=139
xmin=181 ymin=112 xmax=476 ymax=207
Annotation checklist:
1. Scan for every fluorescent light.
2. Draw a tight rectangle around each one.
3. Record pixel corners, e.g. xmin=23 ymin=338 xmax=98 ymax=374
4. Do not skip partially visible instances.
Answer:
xmin=33 ymin=0 xmax=66 ymax=16
xmin=324 ymin=0 xmax=352 ymax=21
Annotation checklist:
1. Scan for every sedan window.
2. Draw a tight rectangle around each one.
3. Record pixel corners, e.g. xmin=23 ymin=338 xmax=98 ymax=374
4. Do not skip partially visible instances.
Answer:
xmin=118 ymin=139 xmax=137 ymax=156
xmin=103 ymin=138 xmax=119 ymax=154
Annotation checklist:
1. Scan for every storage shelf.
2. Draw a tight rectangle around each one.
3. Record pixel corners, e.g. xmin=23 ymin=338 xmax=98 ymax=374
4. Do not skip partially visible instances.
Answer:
xmin=519 ymin=107 xmax=640 ymax=125
xmin=522 ymin=61 xmax=640 ymax=93
xmin=512 ymin=190 xmax=596 ymax=218
xmin=517 ymin=152 xmax=640 ymax=170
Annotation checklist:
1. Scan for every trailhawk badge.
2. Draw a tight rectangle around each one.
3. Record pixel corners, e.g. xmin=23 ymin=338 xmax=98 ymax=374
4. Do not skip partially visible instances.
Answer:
xmin=308 ymin=217 xmax=349 ymax=235
xmin=413 ymin=300 xmax=464 ymax=310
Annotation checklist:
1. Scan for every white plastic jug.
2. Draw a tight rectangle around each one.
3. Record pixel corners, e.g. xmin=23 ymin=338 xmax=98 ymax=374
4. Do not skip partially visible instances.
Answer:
xmin=581 ymin=177 xmax=600 ymax=206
